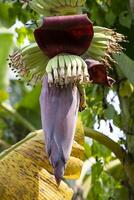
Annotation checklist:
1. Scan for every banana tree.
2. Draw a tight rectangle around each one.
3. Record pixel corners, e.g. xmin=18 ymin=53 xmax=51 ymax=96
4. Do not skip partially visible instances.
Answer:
xmin=9 ymin=0 xmax=124 ymax=185
xmin=2 ymin=0 xmax=134 ymax=199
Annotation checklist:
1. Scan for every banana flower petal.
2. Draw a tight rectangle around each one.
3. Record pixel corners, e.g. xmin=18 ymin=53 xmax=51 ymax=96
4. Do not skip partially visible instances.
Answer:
xmin=34 ymin=14 xmax=94 ymax=58
xmin=85 ymin=58 xmax=115 ymax=86
xmin=40 ymin=76 xmax=80 ymax=184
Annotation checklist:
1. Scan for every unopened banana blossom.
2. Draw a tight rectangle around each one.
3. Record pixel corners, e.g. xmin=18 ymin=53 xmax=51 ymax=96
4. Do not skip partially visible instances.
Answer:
xmin=40 ymin=76 xmax=80 ymax=184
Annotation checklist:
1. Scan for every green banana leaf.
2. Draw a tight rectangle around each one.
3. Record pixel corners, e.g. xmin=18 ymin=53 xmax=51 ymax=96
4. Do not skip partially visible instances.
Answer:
xmin=114 ymin=53 xmax=134 ymax=84
xmin=0 ymin=29 xmax=13 ymax=101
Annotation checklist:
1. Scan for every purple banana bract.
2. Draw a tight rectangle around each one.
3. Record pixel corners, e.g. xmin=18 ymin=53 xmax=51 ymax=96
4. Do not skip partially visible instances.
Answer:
xmin=40 ymin=76 xmax=80 ymax=184
xmin=34 ymin=14 xmax=93 ymax=58
xmin=85 ymin=59 xmax=115 ymax=86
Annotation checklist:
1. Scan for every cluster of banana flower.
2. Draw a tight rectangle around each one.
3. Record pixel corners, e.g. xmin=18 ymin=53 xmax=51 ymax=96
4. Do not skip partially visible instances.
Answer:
xmin=9 ymin=3 xmax=125 ymax=184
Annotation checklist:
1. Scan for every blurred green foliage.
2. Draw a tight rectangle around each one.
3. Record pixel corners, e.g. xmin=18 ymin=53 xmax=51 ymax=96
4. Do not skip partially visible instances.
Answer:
xmin=0 ymin=0 xmax=134 ymax=199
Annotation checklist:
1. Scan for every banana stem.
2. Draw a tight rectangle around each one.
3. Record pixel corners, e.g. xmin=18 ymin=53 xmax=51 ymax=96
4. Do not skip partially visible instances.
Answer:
xmin=84 ymin=127 xmax=127 ymax=163
xmin=0 ymin=132 xmax=37 ymax=160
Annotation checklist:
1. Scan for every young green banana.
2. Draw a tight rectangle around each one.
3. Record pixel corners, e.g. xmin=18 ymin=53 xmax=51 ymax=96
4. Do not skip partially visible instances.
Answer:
xmin=87 ymin=26 xmax=125 ymax=65
xmin=9 ymin=43 xmax=49 ymax=84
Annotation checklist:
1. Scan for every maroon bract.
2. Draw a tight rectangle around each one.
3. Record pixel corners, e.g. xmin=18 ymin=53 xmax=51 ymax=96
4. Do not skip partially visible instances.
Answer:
xmin=85 ymin=59 xmax=115 ymax=86
xmin=34 ymin=14 xmax=94 ymax=58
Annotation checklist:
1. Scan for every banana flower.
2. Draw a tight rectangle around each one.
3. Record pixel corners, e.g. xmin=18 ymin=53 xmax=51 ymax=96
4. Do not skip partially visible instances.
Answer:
xmin=40 ymin=76 xmax=80 ymax=184
xmin=34 ymin=14 xmax=94 ymax=58
xmin=85 ymin=59 xmax=115 ymax=86
xmin=9 ymin=9 xmax=124 ymax=185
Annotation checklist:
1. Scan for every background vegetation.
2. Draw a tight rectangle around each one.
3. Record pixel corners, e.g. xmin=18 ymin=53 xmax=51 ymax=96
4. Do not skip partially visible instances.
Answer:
xmin=0 ymin=0 xmax=134 ymax=199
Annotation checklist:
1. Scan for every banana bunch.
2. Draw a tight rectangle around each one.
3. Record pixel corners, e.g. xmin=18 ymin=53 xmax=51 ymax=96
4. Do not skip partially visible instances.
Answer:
xmin=28 ymin=0 xmax=86 ymax=16
xmin=9 ymin=43 xmax=49 ymax=85
xmin=9 ymin=46 xmax=89 ymax=87
xmin=45 ymin=54 xmax=89 ymax=86
xmin=87 ymin=26 xmax=125 ymax=66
